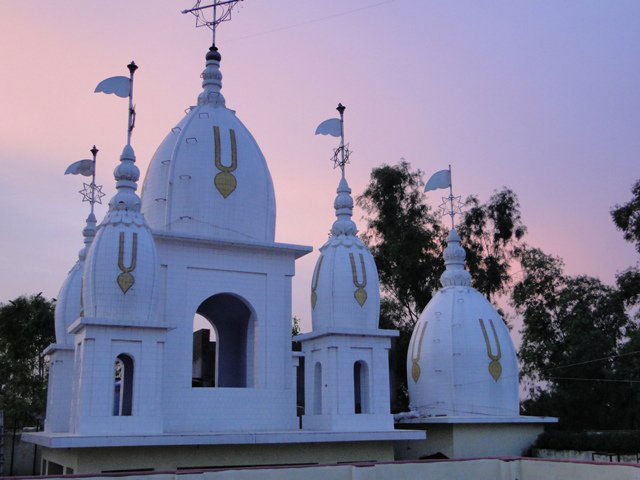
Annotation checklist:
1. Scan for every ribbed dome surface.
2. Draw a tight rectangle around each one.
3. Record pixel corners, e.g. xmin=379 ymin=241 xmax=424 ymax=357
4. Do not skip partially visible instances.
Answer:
xmin=407 ymin=229 xmax=518 ymax=417
xmin=140 ymin=48 xmax=276 ymax=242
xmin=54 ymin=261 xmax=82 ymax=344
xmin=311 ymin=175 xmax=380 ymax=331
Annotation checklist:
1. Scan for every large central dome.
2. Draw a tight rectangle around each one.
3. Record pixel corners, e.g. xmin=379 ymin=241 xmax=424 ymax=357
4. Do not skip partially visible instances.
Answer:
xmin=141 ymin=47 xmax=276 ymax=242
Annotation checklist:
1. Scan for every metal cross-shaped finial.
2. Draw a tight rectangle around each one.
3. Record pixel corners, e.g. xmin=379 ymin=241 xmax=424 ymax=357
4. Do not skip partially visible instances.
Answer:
xmin=332 ymin=103 xmax=351 ymax=174
xmin=438 ymin=165 xmax=463 ymax=228
xmin=182 ymin=0 xmax=244 ymax=47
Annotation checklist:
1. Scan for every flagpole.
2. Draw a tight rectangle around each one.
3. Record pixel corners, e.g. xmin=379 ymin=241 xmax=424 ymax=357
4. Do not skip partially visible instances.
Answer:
xmin=90 ymin=146 xmax=98 ymax=215
xmin=337 ymin=103 xmax=346 ymax=176
xmin=126 ymin=62 xmax=138 ymax=146
xmin=448 ymin=164 xmax=454 ymax=228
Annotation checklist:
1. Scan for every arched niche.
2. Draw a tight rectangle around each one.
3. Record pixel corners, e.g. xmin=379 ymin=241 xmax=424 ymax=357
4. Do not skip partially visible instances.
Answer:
xmin=192 ymin=293 xmax=255 ymax=388
xmin=113 ymin=353 xmax=134 ymax=416
xmin=313 ymin=362 xmax=322 ymax=415
xmin=354 ymin=360 xmax=370 ymax=414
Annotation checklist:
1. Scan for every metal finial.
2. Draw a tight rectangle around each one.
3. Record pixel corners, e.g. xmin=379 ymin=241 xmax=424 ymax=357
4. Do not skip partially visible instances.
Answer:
xmin=331 ymin=102 xmax=351 ymax=174
xmin=182 ymin=0 xmax=244 ymax=47
xmin=78 ymin=145 xmax=105 ymax=214
xmin=126 ymin=62 xmax=137 ymax=146
xmin=438 ymin=164 xmax=463 ymax=228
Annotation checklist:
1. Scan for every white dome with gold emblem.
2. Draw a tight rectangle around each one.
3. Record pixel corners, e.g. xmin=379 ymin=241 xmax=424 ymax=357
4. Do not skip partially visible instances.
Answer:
xmin=82 ymin=145 xmax=160 ymax=325
xmin=140 ymin=47 xmax=276 ymax=242
xmin=310 ymin=173 xmax=380 ymax=331
xmin=406 ymin=228 xmax=518 ymax=417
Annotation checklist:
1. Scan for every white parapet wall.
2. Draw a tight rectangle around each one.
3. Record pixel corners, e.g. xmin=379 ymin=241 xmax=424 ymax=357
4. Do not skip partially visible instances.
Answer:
xmin=32 ymin=458 xmax=640 ymax=480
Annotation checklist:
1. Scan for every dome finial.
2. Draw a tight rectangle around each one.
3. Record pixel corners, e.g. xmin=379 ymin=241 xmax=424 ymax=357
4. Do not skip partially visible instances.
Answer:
xmin=316 ymin=102 xmax=355 ymax=237
xmin=331 ymin=171 xmax=357 ymax=237
xmin=198 ymin=45 xmax=225 ymax=107
xmin=440 ymin=228 xmax=471 ymax=287
xmin=79 ymin=212 xmax=97 ymax=261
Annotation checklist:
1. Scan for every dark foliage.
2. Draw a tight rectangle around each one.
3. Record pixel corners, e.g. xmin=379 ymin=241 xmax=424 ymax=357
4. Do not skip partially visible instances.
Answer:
xmin=0 ymin=294 xmax=56 ymax=427
xmin=535 ymin=430 xmax=640 ymax=454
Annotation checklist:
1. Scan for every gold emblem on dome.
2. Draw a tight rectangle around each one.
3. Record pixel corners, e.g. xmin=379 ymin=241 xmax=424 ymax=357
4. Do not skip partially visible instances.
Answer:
xmin=117 ymin=232 xmax=137 ymax=294
xmin=310 ymin=256 xmax=324 ymax=310
xmin=479 ymin=318 xmax=502 ymax=381
xmin=213 ymin=126 xmax=238 ymax=198
xmin=410 ymin=320 xmax=427 ymax=382
xmin=349 ymin=253 xmax=368 ymax=307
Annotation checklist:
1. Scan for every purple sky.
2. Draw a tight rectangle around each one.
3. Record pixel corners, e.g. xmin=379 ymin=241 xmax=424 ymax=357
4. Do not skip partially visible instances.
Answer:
xmin=1 ymin=1 xmax=638 ymax=336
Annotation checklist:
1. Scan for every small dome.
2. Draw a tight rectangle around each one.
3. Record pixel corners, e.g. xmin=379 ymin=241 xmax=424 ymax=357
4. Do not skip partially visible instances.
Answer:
xmin=54 ymin=213 xmax=96 ymax=344
xmin=83 ymin=145 xmax=159 ymax=324
xmin=406 ymin=228 xmax=519 ymax=417
xmin=311 ymin=174 xmax=380 ymax=330
xmin=141 ymin=47 xmax=276 ymax=242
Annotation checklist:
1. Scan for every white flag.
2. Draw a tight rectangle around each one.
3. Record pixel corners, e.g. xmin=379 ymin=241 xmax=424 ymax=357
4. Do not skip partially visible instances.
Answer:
xmin=424 ymin=169 xmax=451 ymax=192
xmin=64 ymin=159 xmax=94 ymax=177
xmin=315 ymin=118 xmax=342 ymax=137
xmin=95 ymin=76 xmax=130 ymax=98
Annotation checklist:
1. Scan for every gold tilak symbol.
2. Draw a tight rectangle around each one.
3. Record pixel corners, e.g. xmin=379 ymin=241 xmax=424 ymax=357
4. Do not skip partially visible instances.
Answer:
xmin=349 ymin=253 xmax=368 ymax=307
xmin=117 ymin=232 xmax=137 ymax=294
xmin=479 ymin=318 xmax=502 ymax=381
xmin=310 ymin=255 xmax=324 ymax=310
xmin=213 ymin=126 xmax=238 ymax=198
xmin=410 ymin=320 xmax=428 ymax=383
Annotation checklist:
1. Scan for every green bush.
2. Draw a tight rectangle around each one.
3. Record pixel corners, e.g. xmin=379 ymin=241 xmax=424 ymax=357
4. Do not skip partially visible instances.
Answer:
xmin=535 ymin=431 xmax=640 ymax=454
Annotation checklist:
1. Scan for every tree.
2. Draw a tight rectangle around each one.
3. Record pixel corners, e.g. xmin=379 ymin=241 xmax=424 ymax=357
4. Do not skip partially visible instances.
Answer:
xmin=611 ymin=180 xmax=640 ymax=312
xmin=0 ymin=294 xmax=55 ymax=427
xmin=611 ymin=179 xmax=640 ymax=254
xmin=357 ymin=161 xmax=526 ymax=411
xmin=458 ymin=189 xmax=526 ymax=302
xmin=292 ymin=316 xmax=301 ymax=337
xmin=513 ymin=247 xmax=630 ymax=430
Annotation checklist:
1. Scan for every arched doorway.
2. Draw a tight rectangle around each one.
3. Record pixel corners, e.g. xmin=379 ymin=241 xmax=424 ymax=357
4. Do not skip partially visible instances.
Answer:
xmin=192 ymin=293 xmax=254 ymax=388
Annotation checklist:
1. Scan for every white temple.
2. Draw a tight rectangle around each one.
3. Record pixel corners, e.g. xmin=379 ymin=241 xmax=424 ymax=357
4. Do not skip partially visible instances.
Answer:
xmin=394 ymin=228 xmax=556 ymax=460
xmin=21 ymin=5 xmax=560 ymax=473
xmin=24 ymin=40 xmax=421 ymax=475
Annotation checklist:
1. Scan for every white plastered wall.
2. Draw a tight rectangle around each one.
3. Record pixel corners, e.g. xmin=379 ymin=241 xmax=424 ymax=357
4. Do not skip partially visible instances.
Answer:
xmin=301 ymin=334 xmax=394 ymax=431
xmin=156 ymin=236 xmax=300 ymax=433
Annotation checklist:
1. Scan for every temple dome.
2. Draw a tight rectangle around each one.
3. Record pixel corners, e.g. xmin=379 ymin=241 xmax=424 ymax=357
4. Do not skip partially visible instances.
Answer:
xmin=406 ymin=228 xmax=519 ymax=417
xmin=141 ymin=47 xmax=276 ymax=242
xmin=310 ymin=174 xmax=380 ymax=331
xmin=54 ymin=213 xmax=96 ymax=344
xmin=83 ymin=145 xmax=159 ymax=324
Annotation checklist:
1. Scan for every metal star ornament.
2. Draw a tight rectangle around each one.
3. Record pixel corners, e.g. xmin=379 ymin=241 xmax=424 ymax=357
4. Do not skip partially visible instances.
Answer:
xmin=439 ymin=194 xmax=463 ymax=223
xmin=182 ymin=0 xmax=244 ymax=46
xmin=79 ymin=183 xmax=105 ymax=205
xmin=332 ymin=143 xmax=351 ymax=171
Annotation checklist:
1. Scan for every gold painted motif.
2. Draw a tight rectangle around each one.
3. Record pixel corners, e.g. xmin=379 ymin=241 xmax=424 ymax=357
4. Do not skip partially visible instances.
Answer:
xmin=213 ymin=126 xmax=238 ymax=198
xmin=479 ymin=318 xmax=502 ymax=381
xmin=117 ymin=232 xmax=138 ymax=294
xmin=349 ymin=253 xmax=368 ymax=307
xmin=310 ymin=256 xmax=324 ymax=310
xmin=410 ymin=320 xmax=428 ymax=382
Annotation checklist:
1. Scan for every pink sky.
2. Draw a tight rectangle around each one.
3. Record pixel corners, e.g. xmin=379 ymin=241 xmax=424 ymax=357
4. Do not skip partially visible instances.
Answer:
xmin=1 ymin=1 xmax=638 ymax=336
